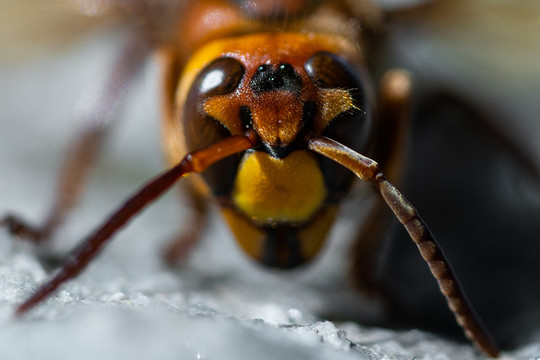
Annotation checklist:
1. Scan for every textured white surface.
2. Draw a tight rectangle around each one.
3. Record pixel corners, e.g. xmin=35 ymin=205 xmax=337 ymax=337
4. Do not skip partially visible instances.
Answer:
xmin=1 ymin=30 xmax=539 ymax=360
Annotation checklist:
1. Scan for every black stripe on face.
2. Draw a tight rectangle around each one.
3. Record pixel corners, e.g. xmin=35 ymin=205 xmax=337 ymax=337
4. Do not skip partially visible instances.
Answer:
xmin=261 ymin=226 xmax=304 ymax=269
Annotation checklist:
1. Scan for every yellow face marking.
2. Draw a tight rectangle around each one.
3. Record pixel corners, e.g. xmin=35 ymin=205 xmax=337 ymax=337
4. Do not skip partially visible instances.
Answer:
xmin=233 ymin=150 xmax=326 ymax=224
xmin=221 ymin=207 xmax=266 ymax=259
xmin=316 ymin=88 xmax=357 ymax=134
xmin=203 ymin=96 xmax=244 ymax=135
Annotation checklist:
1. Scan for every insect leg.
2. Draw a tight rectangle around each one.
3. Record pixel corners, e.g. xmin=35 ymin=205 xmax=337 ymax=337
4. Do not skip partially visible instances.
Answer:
xmin=350 ymin=69 xmax=412 ymax=295
xmin=15 ymin=132 xmax=258 ymax=316
xmin=307 ymin=136 xmax=500 ymax=358
xmin=1 ymin=34 xmax=150 ymax=242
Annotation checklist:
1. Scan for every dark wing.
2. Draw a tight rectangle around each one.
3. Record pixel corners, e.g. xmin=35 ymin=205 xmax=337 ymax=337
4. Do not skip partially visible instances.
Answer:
xmin=382 ymin=0 xmax=540 ymax=171
xmin=0 ymin=0 xmax=189 ymax=63
xmin=0 ymin=0 xmax=115 ymax=63
xmin=378 ymin=0 xmax=540 ymax=349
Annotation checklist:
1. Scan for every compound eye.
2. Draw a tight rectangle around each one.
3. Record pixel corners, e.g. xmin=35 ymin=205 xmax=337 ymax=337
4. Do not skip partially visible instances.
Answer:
xmin=305 ymin=52 xmax=362 ymax=89
xmin=305 ymin=52 xmax=371 ymax=201
xmin=196 ymin=57 xmax=245 ymax=97
xmin=183 ymin=57 xmax=245 ymax=196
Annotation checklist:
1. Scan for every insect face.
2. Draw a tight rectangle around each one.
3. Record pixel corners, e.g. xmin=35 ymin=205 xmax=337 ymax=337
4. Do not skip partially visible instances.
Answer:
xmin=174 ymin=33 xmax=372 ymax=268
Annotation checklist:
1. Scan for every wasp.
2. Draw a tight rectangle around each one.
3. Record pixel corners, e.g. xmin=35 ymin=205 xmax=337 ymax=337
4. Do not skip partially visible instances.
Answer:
xmin=2 ymin=0 xmax=539 ymax=357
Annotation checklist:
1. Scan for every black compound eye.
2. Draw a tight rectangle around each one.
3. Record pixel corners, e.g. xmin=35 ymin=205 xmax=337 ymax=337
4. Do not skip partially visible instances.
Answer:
xmin=182 ymin=57 xmax=245 ymax=196
xmin=197 ymin=57 xmax=245 ymax=97
xmin=305 ymin=52 xmax=372 ymax=202
xmin=305 ymin=52 xmax=361 ymax=89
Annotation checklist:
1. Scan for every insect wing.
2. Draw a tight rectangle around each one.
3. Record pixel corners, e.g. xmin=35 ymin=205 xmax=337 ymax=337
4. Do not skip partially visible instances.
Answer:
xmin=385 ymin=0 xmax=540 ymax=170
xmin=378 ymin=0 xmax=540 ymax=347
xmin=0 ymin=0 xmax=120 ymax=63
xmin=0 ymin=0 xmax=191 ymax=63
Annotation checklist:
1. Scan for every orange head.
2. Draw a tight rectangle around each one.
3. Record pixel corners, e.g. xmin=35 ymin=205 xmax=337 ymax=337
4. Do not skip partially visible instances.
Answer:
xmin=172 ymin=32 xmax=374 ymax=268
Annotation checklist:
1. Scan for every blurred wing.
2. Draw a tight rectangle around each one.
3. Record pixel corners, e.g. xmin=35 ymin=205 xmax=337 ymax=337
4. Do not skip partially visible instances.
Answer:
xmin=383 ymin=0 xmax=540 ymax=172
xmin=0 ymin=0 xmax=119 ymax=63
xmin=0 ymin=0 xmax=189 ymax=64
xmin=377 ymin=1 xmax=540 ymax=344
